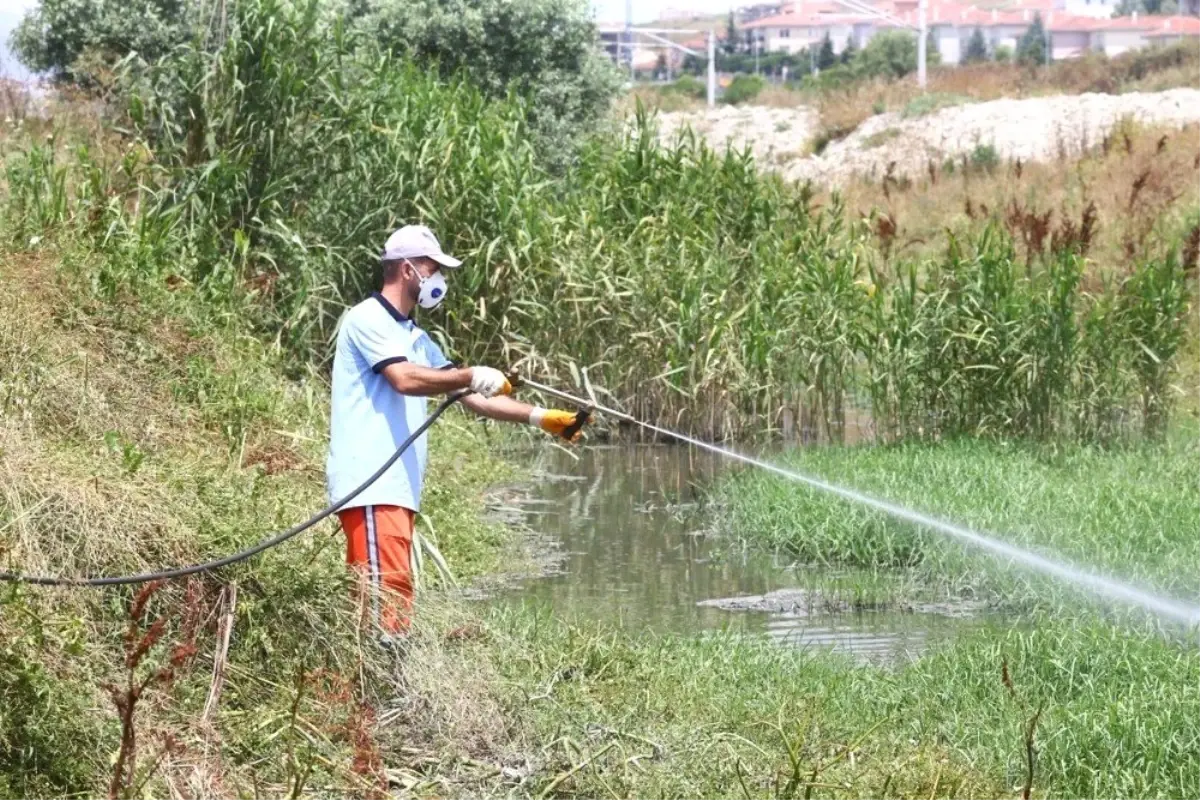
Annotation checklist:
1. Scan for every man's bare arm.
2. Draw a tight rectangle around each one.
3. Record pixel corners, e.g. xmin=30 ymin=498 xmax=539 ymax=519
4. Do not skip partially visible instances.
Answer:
xmin=379 ymin=362 xmax=472 ymax=396
xmin=459 ymin=393 xmax=538 ymax=423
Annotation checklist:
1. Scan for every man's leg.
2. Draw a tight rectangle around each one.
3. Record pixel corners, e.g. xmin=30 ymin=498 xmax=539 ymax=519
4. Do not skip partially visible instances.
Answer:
xmin=336 ymin=505 xmax=416 ymax=634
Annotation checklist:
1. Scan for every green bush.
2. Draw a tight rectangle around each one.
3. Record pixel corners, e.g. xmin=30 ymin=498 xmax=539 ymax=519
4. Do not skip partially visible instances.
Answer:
xmin=856 ymin=30 xmax=924 ymax=79
xmin=969 ymin=142 xmax=1000 ymax=171
xmin=804 ymin=62 xmax=857 ymax=90
xmin=9 ymin=0 xmax=197 ymax=83
xmin=994 ymin=44 xmax=1013 ymax=63
xmin=355 ymin=0 xmax=620 ymax=157
xmin=0 ymin=593 xmax=108 ymax=796
xmin=666 ymin=74 xmax=706 ymax=99
xmin=722 ymin=73 xmax=765 ymax=104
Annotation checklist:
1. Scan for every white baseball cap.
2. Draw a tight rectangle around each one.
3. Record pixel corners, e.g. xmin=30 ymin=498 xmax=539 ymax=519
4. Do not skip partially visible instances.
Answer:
xmin=381 ymin=224 xmax=462 ymax=268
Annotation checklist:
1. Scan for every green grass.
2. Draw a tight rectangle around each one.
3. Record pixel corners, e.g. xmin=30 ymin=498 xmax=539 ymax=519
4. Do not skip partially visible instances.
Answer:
xmin=390 ymin=598 xmax=1198 ymax=799
xmin=900 ymin=92 xmax=974 ymax=119
xmin=686 ymin=433 xmax=1200 ymax=798
xmin=714 ymin=433 xmax=1200 ymax=606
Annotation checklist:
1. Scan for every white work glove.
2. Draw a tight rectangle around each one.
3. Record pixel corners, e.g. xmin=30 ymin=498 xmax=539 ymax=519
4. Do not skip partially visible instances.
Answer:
xmin=469 ymin=366 xmax=512 ymax=398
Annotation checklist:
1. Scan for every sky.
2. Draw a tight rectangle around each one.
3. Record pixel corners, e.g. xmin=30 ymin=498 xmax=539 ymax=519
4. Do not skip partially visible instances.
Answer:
xmin=0 ymin=0 xmax=35 ymax=79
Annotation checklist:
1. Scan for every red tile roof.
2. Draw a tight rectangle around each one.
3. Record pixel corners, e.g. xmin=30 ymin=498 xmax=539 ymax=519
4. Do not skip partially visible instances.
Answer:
xmin=742 ymin=11 xmax=817 ymax=28
xmin=1142 ymin=15 xmax=1200 ymax=36
xmin=744 ymin=9 xmax=871 ymax=28
xmin=740 ymin=3 xmax=1199 ymax=36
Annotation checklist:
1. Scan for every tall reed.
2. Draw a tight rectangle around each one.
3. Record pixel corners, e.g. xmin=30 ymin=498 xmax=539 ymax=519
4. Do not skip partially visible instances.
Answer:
xmin=2 ymin=0 xmax=1192 ymax=443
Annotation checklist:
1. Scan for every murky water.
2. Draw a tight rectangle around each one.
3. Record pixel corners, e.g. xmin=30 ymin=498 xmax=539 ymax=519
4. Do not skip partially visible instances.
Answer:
xmin=496 ymin=445 xmax=978 ymax=665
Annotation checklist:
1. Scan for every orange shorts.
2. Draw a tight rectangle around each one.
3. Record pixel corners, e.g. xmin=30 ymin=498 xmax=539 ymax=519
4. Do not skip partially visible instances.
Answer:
xmin=336 ymin=504 xmax=414 ymax=634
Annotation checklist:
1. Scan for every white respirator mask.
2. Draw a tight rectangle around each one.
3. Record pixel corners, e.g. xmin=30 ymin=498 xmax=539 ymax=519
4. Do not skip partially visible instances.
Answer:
xmin=409 ymin=262 xmax=448 ymax=309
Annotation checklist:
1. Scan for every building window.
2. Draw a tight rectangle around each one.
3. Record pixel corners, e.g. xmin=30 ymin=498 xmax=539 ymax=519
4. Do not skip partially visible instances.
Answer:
xmin=781 ymin=28 xmax=790 ymax=37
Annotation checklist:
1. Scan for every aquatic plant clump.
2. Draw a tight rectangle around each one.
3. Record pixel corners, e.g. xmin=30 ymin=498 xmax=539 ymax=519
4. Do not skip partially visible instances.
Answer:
xmin=715 ymin=433 xmax=1200 ymax=606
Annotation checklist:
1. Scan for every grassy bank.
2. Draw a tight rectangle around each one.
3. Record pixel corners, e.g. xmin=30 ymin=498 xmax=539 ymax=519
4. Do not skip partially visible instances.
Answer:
xmin=449 ymin=607 xmax=1197 ymax=799
xmin=0 ymin=243 xmax=519 ymax=796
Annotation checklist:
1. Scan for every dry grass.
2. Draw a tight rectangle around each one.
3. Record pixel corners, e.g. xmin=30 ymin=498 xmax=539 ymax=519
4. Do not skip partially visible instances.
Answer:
xmin=834 ymin=121 xmax=1200 ymax=272
xmin=831 ymin=120 xmax=1200 ymax=418
xmin=0 ymin=250 xmax=372 ymax=796
xmin=0 ymin=244 xmax=537 ymax=797
xmin=0 ymin=251 xmax=322 ymax=580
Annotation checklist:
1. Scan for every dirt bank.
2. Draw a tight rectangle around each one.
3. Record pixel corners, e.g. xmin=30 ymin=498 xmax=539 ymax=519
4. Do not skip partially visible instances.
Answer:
xmin=657 ymin=88 xmax=1200 ymax=185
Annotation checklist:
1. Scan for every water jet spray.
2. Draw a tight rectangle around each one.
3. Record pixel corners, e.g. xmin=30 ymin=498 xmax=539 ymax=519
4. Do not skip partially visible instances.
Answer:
xmin=512 ymin=377 xmax=1200 ymax=629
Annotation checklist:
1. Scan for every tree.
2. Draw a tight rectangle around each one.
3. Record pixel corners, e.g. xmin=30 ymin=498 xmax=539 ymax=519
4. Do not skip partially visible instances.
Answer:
xmin=964 ymin=27 xmax=989 ymax=64
xmin=926 ymin=29 xmax=942 ymax=66
xmin=9 ymin=0 xmax=197 ymax=82
xmin=724 ymin=11 xmax=739 ymax=55
xmin=840 ymin=36 xmax=858 ymax=65
xmin=796 ymin=46 xmax=812 ymax=75
xmin=856 ymin=30 xmax=920 ymax=78
xmin=1016 ymin=12 xmax=1048 ymax=66
xmin=817 ymin=32 xmax=837 ymax=70
xmin=1116 ymin=0 xmax=1178 ymax=12
xmin=359 ymin=0 xmax=620 ymax=155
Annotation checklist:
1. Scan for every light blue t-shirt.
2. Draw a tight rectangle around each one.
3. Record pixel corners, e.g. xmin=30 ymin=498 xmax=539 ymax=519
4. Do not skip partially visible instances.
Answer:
xmin=326 ymin=292 xmax=453 ymax=512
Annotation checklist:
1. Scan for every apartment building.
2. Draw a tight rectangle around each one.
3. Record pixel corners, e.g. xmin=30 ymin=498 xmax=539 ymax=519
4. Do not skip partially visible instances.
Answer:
xmin=743 ymin=0 xmax=1199 ymax=64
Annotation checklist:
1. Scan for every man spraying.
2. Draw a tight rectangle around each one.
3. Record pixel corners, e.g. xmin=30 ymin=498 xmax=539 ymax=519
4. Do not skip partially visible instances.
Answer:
xmin=326 ymin=224 xmax=585 ymax=638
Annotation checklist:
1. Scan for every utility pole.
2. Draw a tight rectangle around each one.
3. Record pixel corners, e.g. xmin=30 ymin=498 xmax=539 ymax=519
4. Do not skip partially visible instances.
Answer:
xmin=917 ymin=0 xmax=927 ymax=89
xmin=1045 ymin=19 xmax=1052 ymax=73
xmin=707 ymin=30 xmax=716 ymax=107
xmin=626 ymin=0 xmax=635 ymax=82
xmin=755 ymin=36 xmax=760 ymax=75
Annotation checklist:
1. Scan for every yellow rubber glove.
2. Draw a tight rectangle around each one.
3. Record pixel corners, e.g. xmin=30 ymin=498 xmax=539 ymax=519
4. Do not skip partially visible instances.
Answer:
xmin=530 ymin=408 xmax=588 ymax=442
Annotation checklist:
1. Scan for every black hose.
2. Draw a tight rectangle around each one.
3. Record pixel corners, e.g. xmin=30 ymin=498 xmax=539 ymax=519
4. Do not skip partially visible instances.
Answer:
xmin=0 ymin=392 xmax=467 ymax=587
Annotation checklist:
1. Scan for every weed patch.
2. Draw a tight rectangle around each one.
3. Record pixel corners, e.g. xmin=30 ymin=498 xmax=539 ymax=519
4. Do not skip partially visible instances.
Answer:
xmin=861 ymin=126 xmax=902 ymax=149
xmin=900 ymin=92 xmax=973 ymax=118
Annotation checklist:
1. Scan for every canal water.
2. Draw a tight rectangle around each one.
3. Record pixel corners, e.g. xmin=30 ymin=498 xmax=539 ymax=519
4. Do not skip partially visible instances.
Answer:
xmin=495 ymin=445 xmax=978 ymax=665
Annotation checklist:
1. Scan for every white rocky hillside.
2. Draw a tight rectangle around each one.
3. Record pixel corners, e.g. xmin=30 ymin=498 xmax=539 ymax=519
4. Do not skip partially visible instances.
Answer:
xmin=655 ymin=88 xmax=1200 ymax=186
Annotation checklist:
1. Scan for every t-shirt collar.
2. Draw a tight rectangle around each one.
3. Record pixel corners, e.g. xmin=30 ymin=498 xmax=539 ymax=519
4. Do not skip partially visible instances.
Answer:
xmin=372 ymin=291 xmax=413 ymax=324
